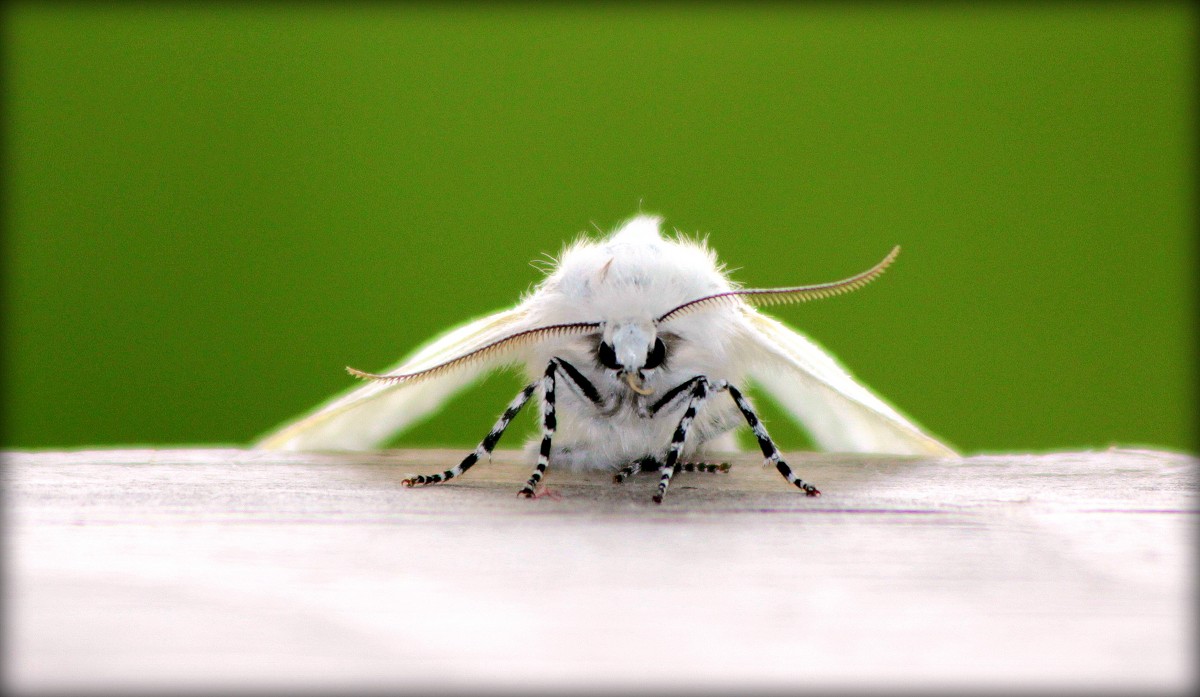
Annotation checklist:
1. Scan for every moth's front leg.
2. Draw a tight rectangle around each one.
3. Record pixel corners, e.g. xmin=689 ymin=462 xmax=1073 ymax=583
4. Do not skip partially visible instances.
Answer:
xmin=649 ymin=376 xmax=705 ymax=416
xmin=654 ymin=378 xmax=724 ymax=503
xmin=518 ymin=361 xmax=557 ymax=498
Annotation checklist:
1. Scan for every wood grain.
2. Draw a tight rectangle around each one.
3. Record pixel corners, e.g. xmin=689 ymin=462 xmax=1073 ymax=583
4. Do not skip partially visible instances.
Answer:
xmin=4 ymin=447 xmax=1195 ymax=693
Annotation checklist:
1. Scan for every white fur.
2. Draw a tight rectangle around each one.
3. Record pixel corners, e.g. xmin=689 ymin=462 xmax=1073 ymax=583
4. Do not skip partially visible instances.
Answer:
xmin=519 ymin=216 xmax=746 ymax=469
xmin=256 ymin=215 xmax=956 ymax=466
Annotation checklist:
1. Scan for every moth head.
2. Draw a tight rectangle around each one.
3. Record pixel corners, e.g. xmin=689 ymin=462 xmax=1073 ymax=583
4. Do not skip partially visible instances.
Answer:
xmin=597 ymin=319 xmax=665 ymax=395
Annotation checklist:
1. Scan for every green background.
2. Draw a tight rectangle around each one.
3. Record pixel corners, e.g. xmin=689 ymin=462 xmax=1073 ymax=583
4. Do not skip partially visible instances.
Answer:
xmin=3 ymin=3 xmax=1194 ymax=454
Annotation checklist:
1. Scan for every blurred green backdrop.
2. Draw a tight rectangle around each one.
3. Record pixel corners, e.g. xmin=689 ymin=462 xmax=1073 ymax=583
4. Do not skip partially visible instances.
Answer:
xmin=3 ymin=3 xmax=1194 ymax=453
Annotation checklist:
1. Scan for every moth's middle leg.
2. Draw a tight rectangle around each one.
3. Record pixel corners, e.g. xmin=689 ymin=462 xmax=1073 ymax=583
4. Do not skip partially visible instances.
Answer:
xmin=515 ymin=357 xmax=611 ymax=498
xmin=653 ymin=377 xmax=729 ymax=503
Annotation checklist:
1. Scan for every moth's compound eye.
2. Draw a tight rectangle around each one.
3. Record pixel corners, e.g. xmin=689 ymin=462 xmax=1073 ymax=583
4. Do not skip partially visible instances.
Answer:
xmin=597 ymin=341 xmax=621 ymax=370
xmin=643 ymin=338 xmax=666 ymax=370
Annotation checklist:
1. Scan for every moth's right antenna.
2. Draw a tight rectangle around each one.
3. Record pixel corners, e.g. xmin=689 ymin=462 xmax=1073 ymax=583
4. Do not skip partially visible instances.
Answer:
xmin=347 ymin=321 xmax=601 ymax=385
xmin=657 ymin=246 xmax=900 ymax=323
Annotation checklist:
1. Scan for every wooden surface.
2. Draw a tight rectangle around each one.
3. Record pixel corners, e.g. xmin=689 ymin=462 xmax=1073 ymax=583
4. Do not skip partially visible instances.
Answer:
xmin=4 ymin=446 xmax=1195 ymax=694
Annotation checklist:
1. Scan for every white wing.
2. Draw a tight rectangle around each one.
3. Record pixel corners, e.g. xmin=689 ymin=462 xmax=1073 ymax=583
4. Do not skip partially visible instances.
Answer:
xmin=255 ymin=307 xmax=533 ymax=451
xmin=739 ymin=310 xmax=956 ymax=456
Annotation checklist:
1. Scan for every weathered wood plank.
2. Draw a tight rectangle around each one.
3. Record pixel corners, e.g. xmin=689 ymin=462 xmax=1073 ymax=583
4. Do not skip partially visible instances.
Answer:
xmin=4 ymin=447 xmax=1195 ymax=693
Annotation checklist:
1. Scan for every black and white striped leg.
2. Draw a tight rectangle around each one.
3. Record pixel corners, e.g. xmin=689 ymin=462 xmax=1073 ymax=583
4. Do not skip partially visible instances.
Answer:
xmin=402 ymin=382 xmax=537 ymax=488
xmin=654 ymin=379 xmax=714 ymax=504
xmin=518 ymin=362 xmax=557 ymax=498
xmin=613 ymin=456 xmax=657 ymax=484
xmin=613 ymin=462 xmax=640 ymax=484
xmin=727 ymin=385 xmax=820 ymax=496
xmin=614 ymin=458 xmax=730 ymax=484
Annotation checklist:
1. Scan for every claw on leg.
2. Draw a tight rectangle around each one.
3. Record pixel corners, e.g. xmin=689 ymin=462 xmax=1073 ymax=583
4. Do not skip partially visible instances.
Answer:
xmin=402 ymin=474 xmax=439 ymax=488
xmin=613 ymin=465 xmax=637 ymax=484
xmin=517 ymin=484 xmax=561 ymax=500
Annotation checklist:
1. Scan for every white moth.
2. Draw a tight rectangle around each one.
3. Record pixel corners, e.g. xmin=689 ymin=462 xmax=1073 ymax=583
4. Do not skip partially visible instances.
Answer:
xmin=257 ymin=215 xmax=955 ymax=502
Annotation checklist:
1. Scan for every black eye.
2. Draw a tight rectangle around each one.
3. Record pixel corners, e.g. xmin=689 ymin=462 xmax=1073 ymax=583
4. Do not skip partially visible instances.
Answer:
xmin=644 ymin=338 xmax=666 ymax=370
xmin=597 ymin=341 xmax=621 ymax=370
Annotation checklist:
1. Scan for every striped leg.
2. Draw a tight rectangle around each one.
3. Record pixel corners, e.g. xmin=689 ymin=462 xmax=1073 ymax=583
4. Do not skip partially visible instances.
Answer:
xmin=613 ymin=456 xmax=657 ymax=484
xmin=727 ymin=385 xmax=820 ymax=496
xmin=518 ymin=362 xmax=557 ymax=497
xmin=613 ymin=462 xmax=640 ymax=484
xmin=402 ymin=383 xmax=537 ymax=488
xmin=654 ymin=379 xmax=715 ymax=504
xmin=615 ymin=458 xmax=730 ymax=484
xmin=680 ymin=462 xmax=732 ymax=474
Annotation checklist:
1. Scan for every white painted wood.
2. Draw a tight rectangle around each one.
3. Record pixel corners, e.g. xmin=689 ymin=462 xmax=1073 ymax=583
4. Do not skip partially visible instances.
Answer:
xmin=4 ymin=447 xmax=1194 ymax=693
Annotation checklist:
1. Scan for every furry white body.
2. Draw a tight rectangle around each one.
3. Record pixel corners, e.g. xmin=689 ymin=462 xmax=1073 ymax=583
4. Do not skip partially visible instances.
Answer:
xmin=257 ymin=216 xmax=955 ymax=478
xmin=521 ymin=216 xmax=745 ymax=469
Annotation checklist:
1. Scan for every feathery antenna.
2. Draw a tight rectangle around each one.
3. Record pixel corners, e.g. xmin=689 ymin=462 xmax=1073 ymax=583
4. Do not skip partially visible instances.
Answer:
xmin=657 ymin=246 xmax=901 ymax=324
xmin=347 ymin=322 xmax=601 ymax=384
